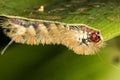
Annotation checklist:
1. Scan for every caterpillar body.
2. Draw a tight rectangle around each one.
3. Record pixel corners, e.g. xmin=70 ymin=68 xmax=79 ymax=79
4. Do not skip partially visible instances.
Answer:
xmin=0 ymin=15 xmax=104 ymax=55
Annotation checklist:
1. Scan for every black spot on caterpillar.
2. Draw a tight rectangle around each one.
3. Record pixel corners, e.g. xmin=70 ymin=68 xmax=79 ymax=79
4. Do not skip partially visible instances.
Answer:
xmin=0 ymin=15 xmax=104 ymax=55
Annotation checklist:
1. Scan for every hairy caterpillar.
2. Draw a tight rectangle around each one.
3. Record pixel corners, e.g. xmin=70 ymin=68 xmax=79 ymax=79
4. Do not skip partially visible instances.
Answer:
xmin=0 ymin=15 xmax=104 ymax=55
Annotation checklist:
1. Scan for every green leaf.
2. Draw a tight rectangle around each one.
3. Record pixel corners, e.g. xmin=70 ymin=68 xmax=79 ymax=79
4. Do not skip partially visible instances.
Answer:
xmin=0 ymin=0 xmax=120 ymax=41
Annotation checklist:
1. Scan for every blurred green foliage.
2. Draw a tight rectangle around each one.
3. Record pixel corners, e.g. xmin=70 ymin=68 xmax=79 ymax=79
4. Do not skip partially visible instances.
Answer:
xmin=0 ymin=0 xmax=120 ymax=80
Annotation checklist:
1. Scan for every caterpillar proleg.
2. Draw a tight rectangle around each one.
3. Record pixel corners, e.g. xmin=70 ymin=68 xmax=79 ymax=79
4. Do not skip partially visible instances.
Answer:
xmin=0 ymin=15 xmax=104 ymax=55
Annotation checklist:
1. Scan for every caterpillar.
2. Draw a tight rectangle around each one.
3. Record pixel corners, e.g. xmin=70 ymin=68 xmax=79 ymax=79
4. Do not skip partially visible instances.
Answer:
xmin=0 ymin=15 xmax=104 ymax=55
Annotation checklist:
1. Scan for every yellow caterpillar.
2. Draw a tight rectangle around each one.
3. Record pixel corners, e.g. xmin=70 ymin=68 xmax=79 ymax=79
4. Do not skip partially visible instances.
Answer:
xmin=0 ymin=15 xmax=104 ymax=55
